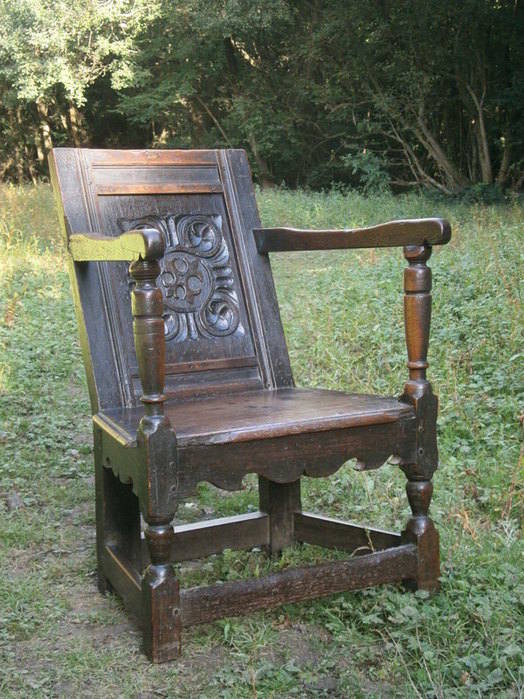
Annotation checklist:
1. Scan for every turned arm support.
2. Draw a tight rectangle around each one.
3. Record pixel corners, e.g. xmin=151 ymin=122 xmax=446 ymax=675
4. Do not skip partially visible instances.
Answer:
xmin=403 ymin=244 xmax=433 ymax=394
xmin=253 ymin=218 xmax=450 ymax=253
xmin=400 ymin=242 xmax=441 ymax=483
xmin=129 ymin=255 xmax=167 ymax=418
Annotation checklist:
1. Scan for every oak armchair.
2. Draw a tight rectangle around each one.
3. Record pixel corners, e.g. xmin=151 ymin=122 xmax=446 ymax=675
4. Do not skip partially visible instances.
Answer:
xmin=50 ymin=148 xmax=450 ymax=662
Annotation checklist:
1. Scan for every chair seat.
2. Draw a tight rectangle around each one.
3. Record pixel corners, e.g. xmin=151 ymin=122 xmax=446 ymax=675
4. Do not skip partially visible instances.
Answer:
xmin=102 ymin=388 xmax=414 ymax=448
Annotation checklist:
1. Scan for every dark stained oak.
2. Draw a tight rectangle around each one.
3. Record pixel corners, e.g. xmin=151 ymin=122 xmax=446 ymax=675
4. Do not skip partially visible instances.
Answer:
xmin=399 ymin=244 xmax=441 ymax=591
xmin=180 ymin=545 xmax=418 ymax=626
xmin=254 ymin=218 xmax=451 ymax=252
xmin=88 ymin=148 xmax=219 ymax=167
xmin=49 ymin=146 xmax=451 ymax=662
xmin=102 ymin=388 xmax=415 ymax=447
xmin=259 ymin=478 xmax=301 ymax=553
xmin=95 ymin=409 xmax=417 ymax=501
xmin=171 ymin=512 xmax=270 ymax=562
xmin=167 ymin=389 xmax=414 ymax=444
xmin=294 ymin=512 xmax=402 ymax=553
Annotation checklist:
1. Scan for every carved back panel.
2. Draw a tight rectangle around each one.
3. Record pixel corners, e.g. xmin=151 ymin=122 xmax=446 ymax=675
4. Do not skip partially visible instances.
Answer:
xmin=49 ymin=149 xmax=293 ymax=411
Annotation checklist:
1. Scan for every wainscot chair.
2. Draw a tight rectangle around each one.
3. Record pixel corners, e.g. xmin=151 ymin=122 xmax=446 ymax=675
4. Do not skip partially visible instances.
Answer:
xmin=49 ymin=148 xmax=451 ymax=662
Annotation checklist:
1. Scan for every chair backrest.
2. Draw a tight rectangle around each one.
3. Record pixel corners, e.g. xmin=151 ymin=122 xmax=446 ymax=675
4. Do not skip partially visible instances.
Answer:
xmin=49 ymin=149 xmax=293 ymax=412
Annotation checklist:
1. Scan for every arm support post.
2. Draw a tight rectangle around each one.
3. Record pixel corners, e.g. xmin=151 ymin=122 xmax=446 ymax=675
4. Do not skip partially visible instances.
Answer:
xmin=403 ymin=244 xmax=432 ymax=392
xmin=400 ymin=244 xmax=439 ymax=478
xmin=128 ymin=246 xmax=181 ymax=660
xmin=400 ymin=244 xmax=440 ymax=591
xmin=129 ymin=256 xmax=166 ymax=419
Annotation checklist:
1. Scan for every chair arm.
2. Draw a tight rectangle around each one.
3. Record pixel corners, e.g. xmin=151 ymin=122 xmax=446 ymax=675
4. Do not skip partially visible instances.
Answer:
xmin=253 ymin=218 xmax=450 ymax=253
xmin=67 ymin=219 xmax=169 ymax=434
xmin=256 ymin=214 xmax=450 ymax=482
xmin=68 ymin=227 xmax=165 ymax=262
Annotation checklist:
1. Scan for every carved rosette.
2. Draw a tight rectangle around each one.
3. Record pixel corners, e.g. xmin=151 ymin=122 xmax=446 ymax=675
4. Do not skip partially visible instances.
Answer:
xmin=119 ymin=214 xmax=243 ymax=342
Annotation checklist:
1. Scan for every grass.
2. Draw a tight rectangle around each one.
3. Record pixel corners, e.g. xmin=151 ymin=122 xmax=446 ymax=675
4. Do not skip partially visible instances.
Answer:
xmin=0 ymin=182 xmax=522 ymax=698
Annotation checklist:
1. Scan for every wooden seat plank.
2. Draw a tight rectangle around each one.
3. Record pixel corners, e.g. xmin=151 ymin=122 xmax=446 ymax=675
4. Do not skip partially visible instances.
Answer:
xmin=101 ymin=387 xmax=414 ymax=447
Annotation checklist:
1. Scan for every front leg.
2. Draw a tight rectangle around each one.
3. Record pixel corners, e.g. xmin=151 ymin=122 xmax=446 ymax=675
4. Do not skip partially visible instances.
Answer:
xmin=138 ymin=415 xmax=181 ymax=662
xmin=400 ymin=244 xmax=440 ymax=592
xmin=130 ymin=256 xmax=181 ymax=661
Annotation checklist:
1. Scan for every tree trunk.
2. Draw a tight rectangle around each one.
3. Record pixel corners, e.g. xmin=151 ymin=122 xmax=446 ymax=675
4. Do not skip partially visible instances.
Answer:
xmin=466 ymin=84 xmax=492 ymax=184
xmin=496 ymin=137 xmax=511 ymax=186
xmin=248 ymin=133 xmax=274 ymax=187
xmin=36 ymin=100 xmax=53 ymax=155
xmin=414 ymin=117 xmax=469 ymax=190
xmin=68 ymin=104 xmax=87 ymax=146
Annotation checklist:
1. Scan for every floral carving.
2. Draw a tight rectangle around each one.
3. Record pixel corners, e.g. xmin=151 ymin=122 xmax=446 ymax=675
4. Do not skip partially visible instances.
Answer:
xmin=119 ymin=214 xmax=243 ymax=342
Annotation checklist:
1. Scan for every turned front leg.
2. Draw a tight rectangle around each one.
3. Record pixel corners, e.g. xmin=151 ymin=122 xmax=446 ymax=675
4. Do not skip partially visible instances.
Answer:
xmin=401 ymin=244 xmax=440 ymax=591
xmin=130 ymin=256 xmax=181 ymax=661
xmin=141 ymin=515 xmax=181 ymax=661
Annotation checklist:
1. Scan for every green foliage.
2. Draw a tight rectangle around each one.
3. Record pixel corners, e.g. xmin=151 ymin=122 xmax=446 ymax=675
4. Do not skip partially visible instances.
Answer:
xmin=0 ymin=185 xmax=522 ymax=697
xmin=0 ymin=0 xmax=156 ymax=180
xmin=0 ymin=1 xmax=523 ymax=191
xmin=454 ymin=183 xmax=508 ymax=205
xmin=341 ymin=150 xmax=391 ymax=195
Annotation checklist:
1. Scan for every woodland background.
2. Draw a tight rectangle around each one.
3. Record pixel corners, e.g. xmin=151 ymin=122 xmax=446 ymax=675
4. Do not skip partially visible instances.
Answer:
xmin=0 ymin=0 xmax=523 ymax=194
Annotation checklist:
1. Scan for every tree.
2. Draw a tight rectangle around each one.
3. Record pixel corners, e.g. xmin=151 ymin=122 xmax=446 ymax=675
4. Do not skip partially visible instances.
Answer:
xmin=0 ymin=0 xmax=157 ymax=180
xmin=0 ymin=0 xmax=522 ymax=190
